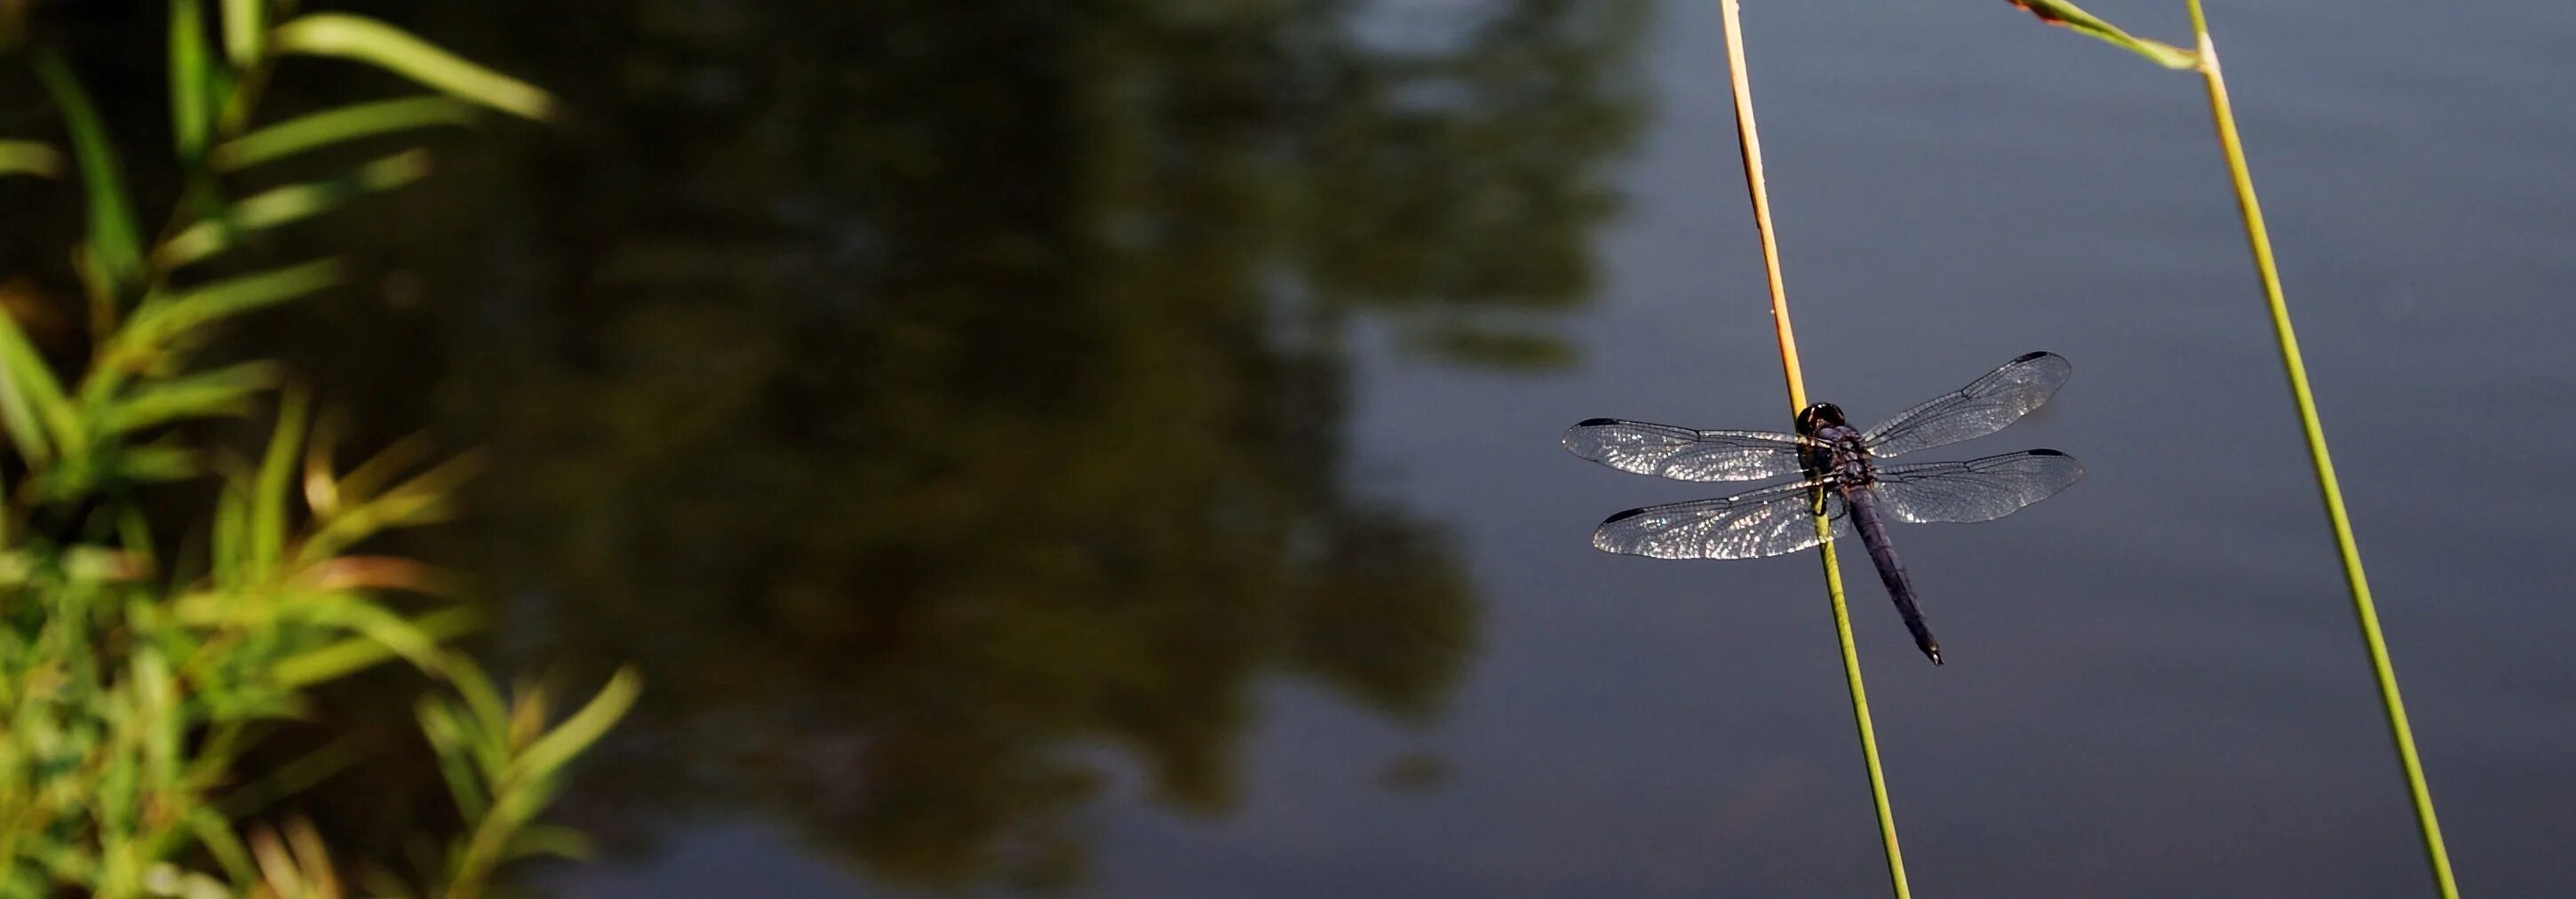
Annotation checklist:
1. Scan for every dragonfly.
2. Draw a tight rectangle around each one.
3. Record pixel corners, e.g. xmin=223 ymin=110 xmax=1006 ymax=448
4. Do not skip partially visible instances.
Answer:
xmin=1562 ymin=351 xmax=2083 ymax=665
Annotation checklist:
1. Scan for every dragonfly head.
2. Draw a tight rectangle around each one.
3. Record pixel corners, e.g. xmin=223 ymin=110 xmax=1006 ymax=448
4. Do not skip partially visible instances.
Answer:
xmin=1795 ymin=402 xmax=1847 ymax=435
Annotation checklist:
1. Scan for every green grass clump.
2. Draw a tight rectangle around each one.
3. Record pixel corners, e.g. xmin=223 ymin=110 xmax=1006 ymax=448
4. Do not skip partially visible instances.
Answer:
xmin=0 ymin=4 xmax=634 ymax=895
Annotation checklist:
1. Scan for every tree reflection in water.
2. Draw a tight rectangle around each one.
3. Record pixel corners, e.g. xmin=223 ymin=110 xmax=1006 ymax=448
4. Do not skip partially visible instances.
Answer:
xmin=24 ymin=0 xmax=1645 ymax=889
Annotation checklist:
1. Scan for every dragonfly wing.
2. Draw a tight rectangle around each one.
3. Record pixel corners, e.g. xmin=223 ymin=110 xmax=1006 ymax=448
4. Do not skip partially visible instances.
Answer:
xmin=1869 ymin=450 xmax=2083 ymax=524
xmin=1592 ymin=480 xmax=1850 ymax=560
xmin=1562 ymin=418 xmax=1809 ymax=481
xmin=1861 ymin=352 xmax=2071 ymax=458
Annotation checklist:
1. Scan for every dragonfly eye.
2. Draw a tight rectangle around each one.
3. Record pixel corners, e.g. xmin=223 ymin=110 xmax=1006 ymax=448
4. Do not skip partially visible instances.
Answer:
xmin=1795 ymin=402 xmax=1846 ymax=434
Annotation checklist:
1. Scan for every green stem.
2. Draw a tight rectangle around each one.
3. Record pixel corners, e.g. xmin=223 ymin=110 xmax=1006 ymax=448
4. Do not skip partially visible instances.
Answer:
xmin=1818 ymin=534 xmax=1907 ymax=894
xmin=2186 ymin=4 xmax=2456 ymax=895
xmin=1717 ymin=2 xmax=1910 ymax=894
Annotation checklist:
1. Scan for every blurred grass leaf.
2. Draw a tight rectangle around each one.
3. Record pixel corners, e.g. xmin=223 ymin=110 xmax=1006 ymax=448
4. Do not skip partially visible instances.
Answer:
xmin=0 ymin=295 xmax=77 ymax=464
xmin=99 ymin=361 xmax=280 ymax=435
xmin=212 ymin=96 xmax=480 ymax=171
xmin=510 ymin=669 xmax=641 ymax=783
xmin=296 ymin=450 xmax=481 ymax=565
xmin=131 ymin=649 xmax=180 ymax=784
xmin=272 ymin=14 xmax=554 ymax=120
xmin=250 ymin=388 xmax=309 ymax=579
xmin=186 ymin=808 xmax=258 ymax=886
xmin=437 ymin=669 xmax=641 ymax=896
xmin=245 ymin=818 xmax=342 ymax=899
xmin=272 ymin=607 xmax=479 ymax=688
xmin=169 ymin=0 xmax=216 ymax=162
xmin=0 ymin=139 xmax=65 ymax=179
xmin=33 ymin=51 xmax=147 ymax=296
xmin=117 ymin=259 xmax=342 ymax=356
xmin=290 ymin=595 xmax=450 ymax=677
xmin=330 ymin=432 xmax=435 ymax=507
xmin=418 ymin=699 xmax=490 ymax=822
xmin=2006 ymin=0 xmax=2197 ymax=69
xmin=502 ymin=824 xmax=592 ymax=863
xmin=211 ymin=484 xmax=246 ymax=589
xmin=443 ymin=658 xmax=510 ymax=761
xmin=113 ymin=442 xmax=202 ymax=483
xmin=172 ymin=590 xmax=449 ymax=674
xmin=219 ymin=0 xmax=264 ymax=68
xmin=155 ymin=151 xmax=430 ymax=269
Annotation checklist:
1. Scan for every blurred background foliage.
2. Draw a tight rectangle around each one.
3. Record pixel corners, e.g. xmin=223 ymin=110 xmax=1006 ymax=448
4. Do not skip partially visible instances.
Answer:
xmin=4 ymin=0 xmax=1645 ymax=891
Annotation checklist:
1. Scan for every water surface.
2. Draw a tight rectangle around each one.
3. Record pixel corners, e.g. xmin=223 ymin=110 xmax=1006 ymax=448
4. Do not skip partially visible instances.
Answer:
xmin=35 ymin=0 xmax=2576 ymax=895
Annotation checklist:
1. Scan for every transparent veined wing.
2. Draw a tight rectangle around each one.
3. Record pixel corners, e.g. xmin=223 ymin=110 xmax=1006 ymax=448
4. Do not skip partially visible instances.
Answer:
xmin=1861 ymin=352 xmax=2071 ymax=458
xmin=1869 ymin=450 xmax=2083 ymax=524
xmin=1592 ymin=479 xmax=1850 ymax=559
xmin=1562 ymin=418 xmax=1811 ymax=482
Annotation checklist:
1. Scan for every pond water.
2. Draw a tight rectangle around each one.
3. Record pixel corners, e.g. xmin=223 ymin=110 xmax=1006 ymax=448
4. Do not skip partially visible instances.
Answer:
xmin=30 ymin=0 xmax=2576 ymax=895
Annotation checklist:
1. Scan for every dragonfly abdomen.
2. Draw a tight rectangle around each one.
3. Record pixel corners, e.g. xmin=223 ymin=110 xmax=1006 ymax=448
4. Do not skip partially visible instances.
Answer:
xmin=1844 ymin=485 xmax=1943 ymax=665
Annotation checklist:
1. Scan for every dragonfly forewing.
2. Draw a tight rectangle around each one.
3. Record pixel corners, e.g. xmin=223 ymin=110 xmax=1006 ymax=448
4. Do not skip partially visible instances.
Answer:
xmin=1562 ymin=418 xmax=1814 ymax=481
xmin=1861 ymin=351 xmax=2071 ymax=458
xmin=1592 ymin=479 xmax=1850 ymax=560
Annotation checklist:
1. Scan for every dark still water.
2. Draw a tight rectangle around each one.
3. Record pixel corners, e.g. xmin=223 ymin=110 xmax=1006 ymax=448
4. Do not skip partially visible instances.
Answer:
xmin=43 ymin=0 xmax=2576 ymax=895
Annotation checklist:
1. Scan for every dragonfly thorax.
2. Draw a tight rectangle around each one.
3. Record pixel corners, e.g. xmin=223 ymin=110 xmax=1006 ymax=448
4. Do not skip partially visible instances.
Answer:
xmin=1793 ymin=402 xmax=1871 ymax=482
xmin=1809 ymin=426 xmax=1873 ymax=485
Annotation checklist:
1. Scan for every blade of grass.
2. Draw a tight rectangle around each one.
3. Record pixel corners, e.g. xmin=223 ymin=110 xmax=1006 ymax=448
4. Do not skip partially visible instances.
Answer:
xmin=111 ymin=442 xmax=202 ymax=483
xmin=0 ymin=139 xmax=65 ymax=179
xmin=271 ymin=606 xmax=479 ymax=688
xmin=98 ymin=360 xmax=282 ymax=435
xmin=0 ymin=299 xmax=68 ymax=465
xmin=186 ymin=807 xmax=258 ymax=885
xmin=33 ymin=51 xmax=147 ymax=298
xmin=449 ymin=669 xmax=640 ymax=899
xmin=502 ymin=824 xmax=592 ymax=863
xmin=212 ymin=484 xmax=247 ymax=589
xmin=280 ymin=818 xmax=342 ymax=898
xmin=439 ymin=659 xmax=514 ymax=789
xmin=2184 ymin=3 xmax=2454 ymax=895
xmin=331 ymin=431 xmax=436 ymax=505
xmin=211 ymin=95 xmax=479 ymax=171
xmin=115 ymin=259 xmax=343 ymax=357
xmin=419 ymin=697 xmax=494 ymax=822
xmin=1717 ymin=2 xmax=1909 ymax=895
xmin=170 ymin=0 xmax=216 ymax=163
xmin=249 ymin=388 xmax=308 ymax=581
xmin=271 ymin=14 xmax=554 ymax=120
xmin=295 ymin=449 xmax=484 ymax=564
xmin=155 ymin=150 xmax=431 ymax=269
xmin=219 ymin=0 xmax=265 ymax=68
xmin=2008 ymin=0 xmax=2198 ymax=68
xmin=83 ymin=258 xmax=338 ymax=415
xmin=509 ymin=669 xmax=640 ymax=783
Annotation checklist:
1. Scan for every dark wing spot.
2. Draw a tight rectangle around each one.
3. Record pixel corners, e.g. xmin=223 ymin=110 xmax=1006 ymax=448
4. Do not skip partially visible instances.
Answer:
xmin=2012 ymin=350 xmax=2051 ymax=363
xmin=1602 ymin=507 xmax=1650 ymax=524
xmin=1574 ymin=418 xmax=1623 ymax=427
xmin=2027 ymin=448 xmax=2067 ymax=457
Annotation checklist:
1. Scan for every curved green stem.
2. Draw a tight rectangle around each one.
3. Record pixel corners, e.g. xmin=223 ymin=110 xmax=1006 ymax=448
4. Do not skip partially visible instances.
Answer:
xmin=2186 ymin=3 xmax=2455 ymax=895
xmin=1718 ymin=2 xmax=1910 ymax=895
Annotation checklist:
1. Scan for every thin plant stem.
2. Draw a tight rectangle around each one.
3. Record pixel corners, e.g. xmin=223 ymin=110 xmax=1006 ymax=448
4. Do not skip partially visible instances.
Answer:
xmin=1717 ymin=2 xmax=1910 ymax=895
xmin=2184 ymin=3 xmax=2456 ymax=895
